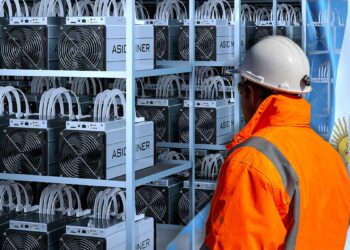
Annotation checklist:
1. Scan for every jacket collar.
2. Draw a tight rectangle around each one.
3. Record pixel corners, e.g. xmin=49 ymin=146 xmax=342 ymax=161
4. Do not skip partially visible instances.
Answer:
xmin=226 ymin=94 xmax=311 ymax=150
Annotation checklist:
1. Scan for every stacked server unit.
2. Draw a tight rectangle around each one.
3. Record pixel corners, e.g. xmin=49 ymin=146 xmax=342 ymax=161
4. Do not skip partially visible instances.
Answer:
xmin=179 ymin=99 xmax=234 ymax=144
xmin=178 ymin=180 xmax=216 ymax=225
xmin=3 ymin=214 xmax=75 ymax=250
xmin=1 ymin=17 xmax=60 ymax=69
xmin=150 ymin=20 xmax=182 ymax=61
xmin=58 ymin=17 xmax=155 ymax=71
xmin=0 ymin=117 xmax=66 ymax=175
xmin=59 ymin=119 xmax=154 ymax=179
xmin=60 ymin=217 xmax=154 ymax=250
xmin=137 ymin=98 xmax=182 ymax=142
xmin=178 ymin=19 xmax=235 ymax=61
xmin=136 ymin=177 xmax=181 ymax=224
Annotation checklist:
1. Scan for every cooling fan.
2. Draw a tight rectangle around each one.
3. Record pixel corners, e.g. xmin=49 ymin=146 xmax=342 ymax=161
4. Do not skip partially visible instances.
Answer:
xmin=155 ymin=26 xmax=169 ymax=60
xmin=60 ymin=234 xmax=105 ymax=250
xmin=137 ymin=107 xmax=167 ymax=141
xmin=136 ymin=186 xmax=167 ymax=223
xmin=179 ymin=26 xmax=216 ymax=61
xmin=178 ymin=22 xmax=234 ymax=61
xmin=1 ymin=128 xmax=47 ymax=175
xmin=136 ymin=178 xmax=181 ymax=224
xmin=59 ymin=131 xmax=105 ymax=179
xmin=178 ymin=108 xmax=216 ymax=144
xmin=1 ymin=26 xmax=46 ymax=69
xmin=2 ymin=229 xmax=47 ymax=249
xmin=178 ymin=189 xmax=213 ymax=225
xmin=58 ymin=26 xmax=105 ymax=71
xmin=59 ymin=17 xmax=154 ymax=71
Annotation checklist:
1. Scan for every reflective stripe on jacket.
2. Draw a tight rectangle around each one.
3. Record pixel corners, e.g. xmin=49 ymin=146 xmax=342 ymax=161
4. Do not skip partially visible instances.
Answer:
xmin=204 ymin=94 xmax=350 ymax=250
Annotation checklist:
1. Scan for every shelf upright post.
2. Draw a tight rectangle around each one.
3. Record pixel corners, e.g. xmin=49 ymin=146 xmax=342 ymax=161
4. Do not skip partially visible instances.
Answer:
xmin=302 ymin=0 xmax=307 ymax=51
xmin=233 ymin=0 xmax=241 ymax=135
xmin=125 ymin=0 xmax=136 ymax=247
xmin=273 ymin=0 xmax=278 ymax=35
xmin=188 ymin=0 xmax=195 ymax=247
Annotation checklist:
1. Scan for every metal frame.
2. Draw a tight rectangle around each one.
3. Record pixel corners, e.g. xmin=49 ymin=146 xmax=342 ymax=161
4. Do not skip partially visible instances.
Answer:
xmin=0 ymin=1 xmax=306 ymax=249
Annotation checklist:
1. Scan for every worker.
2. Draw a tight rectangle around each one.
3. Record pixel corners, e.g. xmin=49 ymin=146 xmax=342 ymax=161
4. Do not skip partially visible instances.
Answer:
xmin=202 ymin=36 xmax=350 ymax=250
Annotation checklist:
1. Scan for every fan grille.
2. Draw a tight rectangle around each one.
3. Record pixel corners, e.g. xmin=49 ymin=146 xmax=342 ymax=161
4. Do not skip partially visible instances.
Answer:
xmin=178 ymin=108 xmax=216 ymax=144
xmin=2 ymin=230 xmax=47 ymax=250
xmin=137 ymin=107 xmax=168 ymax=142
xmin=178 ymin=189 xmax=212 ymax=225
xmin=178 ymin=26 xmax=216 ymax=61
xmin=59 ymin=131 xmax=105 ymax=179
xmin=58 ymin=26 xmax=104 ymax=71
xmin=155 ymin=26 xmax=168 ymax=60
xmin=136 ymin=186 xmax=167 ymax=223
xmin=1 ymin=26 xmax=46 ymax=69
xmin=60 ymin=234 xmax=105 ymax=250
xmin=2 ymin=129 xmax=46 ymax=175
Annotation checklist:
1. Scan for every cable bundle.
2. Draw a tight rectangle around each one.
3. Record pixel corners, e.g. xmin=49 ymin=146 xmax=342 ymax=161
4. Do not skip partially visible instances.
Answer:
xmin=199 ymin=76 xmax=233 ymax=100
xmin=38 ymin=87 xmax=82 ymax=120
xmin=93 ymin=89 xmax=126 ymax=121
xmin=155 ymin=75 xmax=184 ymax=98
xmin=0 ymin=181 xmax=33 ymax=212
xmin=0 ymin=86 xmax=30 ymax=118
xmin=318 ymin=61 xmax=330 ymax=79
xmin=38 ymin=184 xmax=88 ymax=216
xmin=0 ymin=0 xmax=29 ymax=17
xmin=276 ymin=4 xmax=301 ymax=25
xmin=241 ymin=4 xmax=256 ymax=23
xmin=69 ymin=78 xmax=103 ymax=96
xmin=255 ymin=7 xmax=272 ymax=23
xmin=92 ymin=187 xmax=125 ymax=220
xmin=158 ymin=150 xmax=186 ymax=160
xmin=30 ymin=77 xmax=60 ymax=94
xmin=112 ymin=78 xmax=145 ymax=97
xmin=195 ymin=0 xmax=232 ymax=21
xmin=154 ymin=0 xmax=187 ymax=20
xmin=199 ymin=153 xmax=224 ymax=179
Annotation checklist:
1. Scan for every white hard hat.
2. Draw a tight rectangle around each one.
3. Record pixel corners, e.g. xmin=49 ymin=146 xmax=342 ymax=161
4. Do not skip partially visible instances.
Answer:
xmin=231 ymin=36 xmax=311 ymax=94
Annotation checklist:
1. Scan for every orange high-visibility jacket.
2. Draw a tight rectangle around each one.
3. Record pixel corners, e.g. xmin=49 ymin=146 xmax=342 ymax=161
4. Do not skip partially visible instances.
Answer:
xmin=204 ymin=94 xmax=350 ymax=250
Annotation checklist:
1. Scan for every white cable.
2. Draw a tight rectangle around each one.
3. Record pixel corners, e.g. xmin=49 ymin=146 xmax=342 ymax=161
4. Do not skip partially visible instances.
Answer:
xmin=0 ymin=0 xmax=14 ymax=17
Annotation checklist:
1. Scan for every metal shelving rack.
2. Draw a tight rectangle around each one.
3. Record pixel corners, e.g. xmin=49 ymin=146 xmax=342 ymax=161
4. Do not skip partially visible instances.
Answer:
xmin=0 ymin=1 xmax=308 ymax=249
xmin=0 ymin=0 xmax=196 ymax=248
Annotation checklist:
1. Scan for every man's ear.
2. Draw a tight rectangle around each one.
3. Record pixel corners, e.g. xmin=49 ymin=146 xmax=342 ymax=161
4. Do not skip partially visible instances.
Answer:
xmin=247 ymin=84 xmax=262 ymax=109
